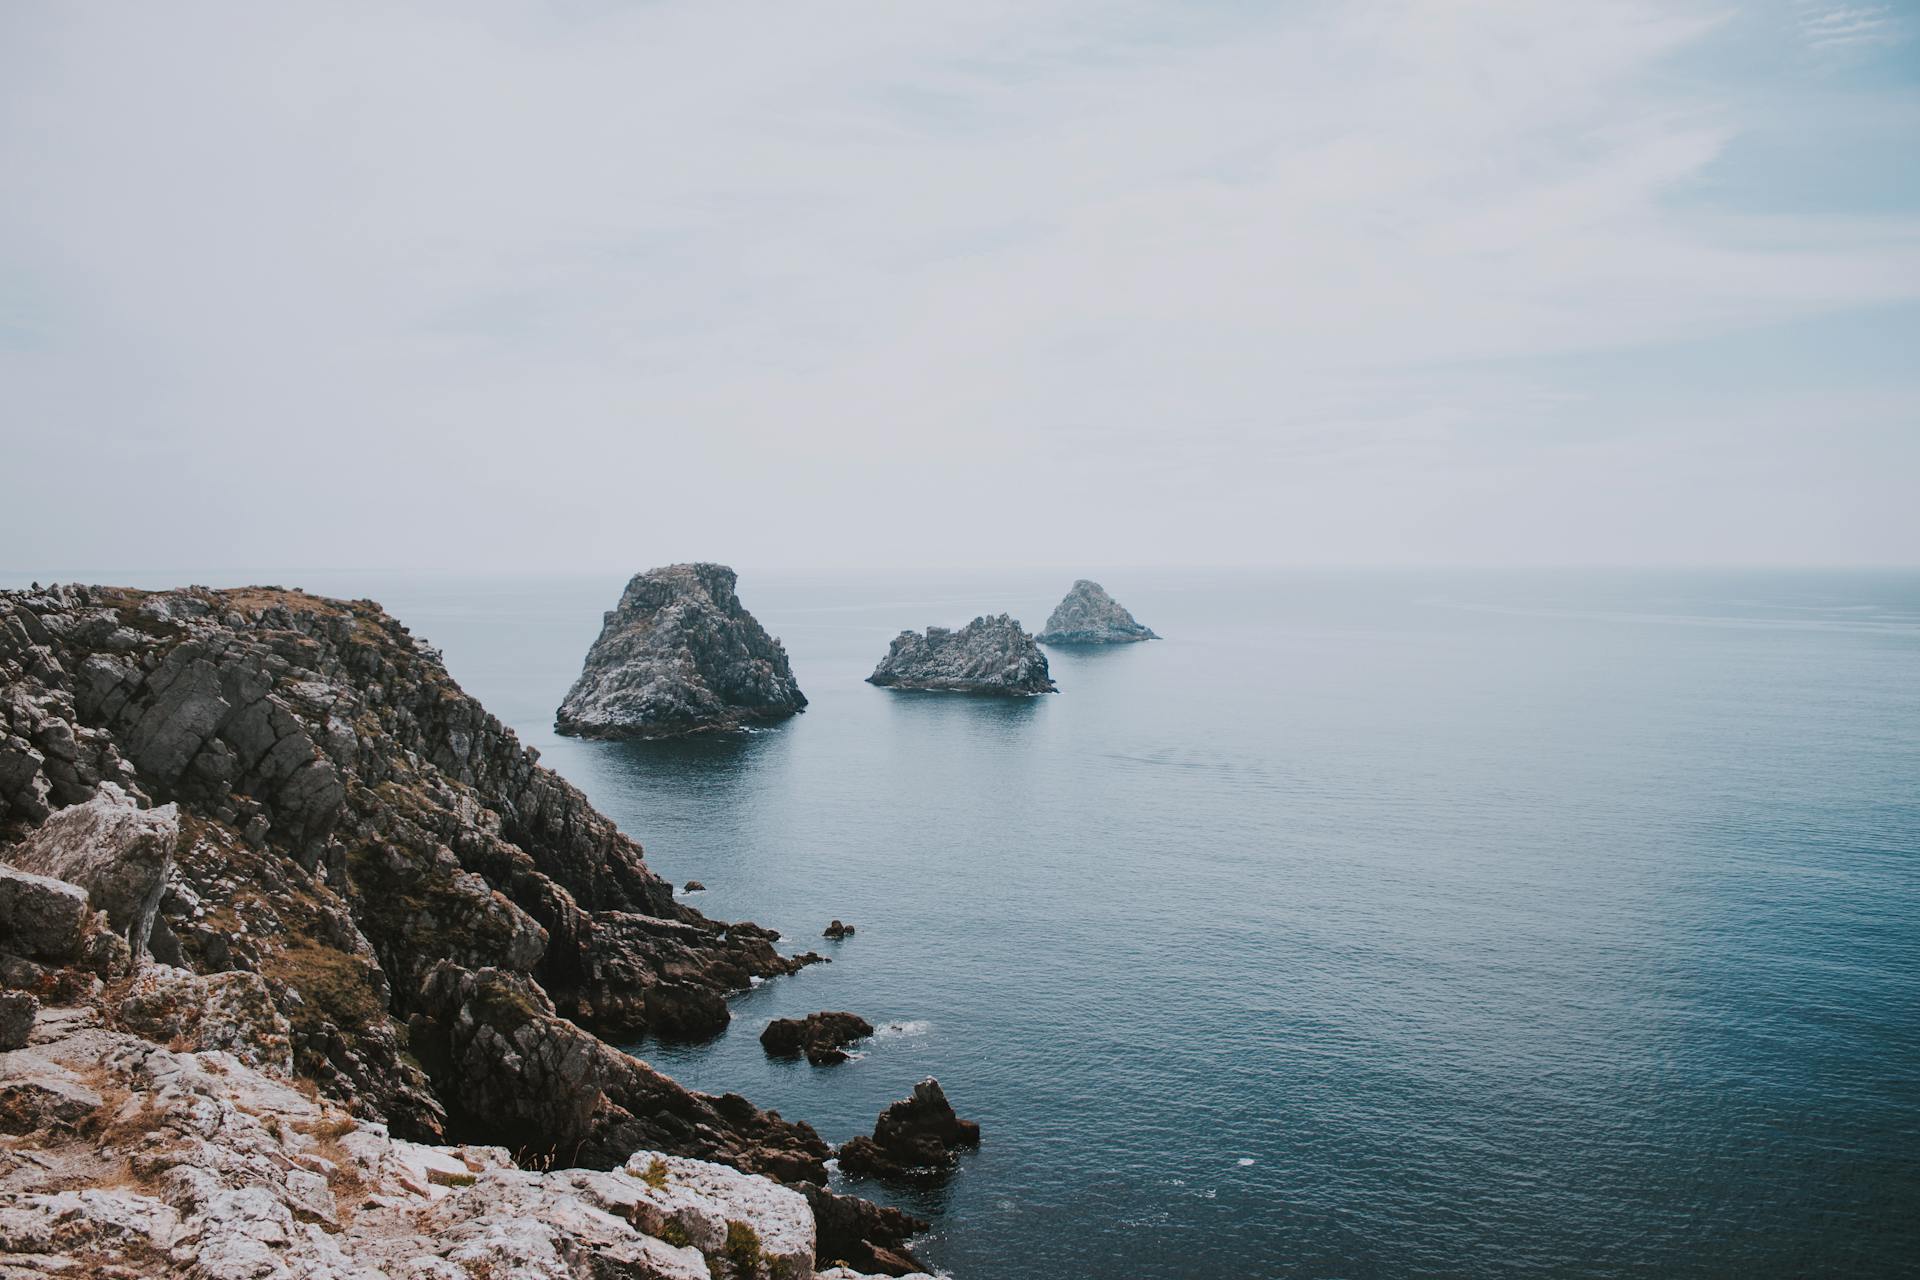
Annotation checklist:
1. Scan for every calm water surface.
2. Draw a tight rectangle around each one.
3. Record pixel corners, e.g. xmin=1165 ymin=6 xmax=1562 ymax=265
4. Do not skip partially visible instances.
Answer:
xmin=20 ymin=568 xmax=1919 ymax=1278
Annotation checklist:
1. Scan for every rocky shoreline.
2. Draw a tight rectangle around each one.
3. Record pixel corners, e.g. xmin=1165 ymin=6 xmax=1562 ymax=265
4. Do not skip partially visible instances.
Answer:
xmin=0 ymin=583 xmax=945 ymax=1277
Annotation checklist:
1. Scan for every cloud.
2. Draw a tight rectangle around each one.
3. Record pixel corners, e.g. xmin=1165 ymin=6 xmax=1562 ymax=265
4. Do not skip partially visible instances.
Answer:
xmin=1 ymin=0 xmax=1916 ymax=571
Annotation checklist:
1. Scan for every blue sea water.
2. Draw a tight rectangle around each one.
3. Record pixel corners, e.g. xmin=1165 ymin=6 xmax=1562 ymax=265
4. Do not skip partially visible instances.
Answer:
xmin=15 ymin=567 xmax=1919 ymax=1277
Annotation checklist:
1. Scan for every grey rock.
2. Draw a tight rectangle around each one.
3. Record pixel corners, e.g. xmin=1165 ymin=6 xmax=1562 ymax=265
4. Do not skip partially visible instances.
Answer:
xmin=556 ymin=564 xmax=806 ymax=739
xmin=1037 ymin=579 xmax=1159 ymax=645
xmin=0 ymin=864 xmax=91 ymax=962
xmin=867 ymin=614 xmax=1056 ymax=695
xmin=0 ymin=989 xmax=35 ymax=1049
xmin=5 ymin=783 xmax=177 ymax=958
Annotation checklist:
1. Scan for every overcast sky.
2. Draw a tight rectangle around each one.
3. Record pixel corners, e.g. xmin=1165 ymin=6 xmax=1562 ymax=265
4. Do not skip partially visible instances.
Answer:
xmin=3 ymin=0 xmax=1917 ymax=574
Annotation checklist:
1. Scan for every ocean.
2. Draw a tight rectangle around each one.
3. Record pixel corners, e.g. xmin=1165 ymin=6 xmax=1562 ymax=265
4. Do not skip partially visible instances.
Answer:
xmin=14 ymin=567 xmax=1919 ymax=1277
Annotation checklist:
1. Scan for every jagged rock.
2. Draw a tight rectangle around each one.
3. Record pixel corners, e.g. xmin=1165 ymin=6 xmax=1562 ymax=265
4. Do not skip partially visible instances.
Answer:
xmin=0 ymin=584 xmax=911 ymax=1252
xmin=760 ymin=1012 xmax=873 ymax=1066
xmin=0 ymin=864 xmax=90 ymax=963
xmin=823 ymin=920 xmax=854 ymax=940
xmin=866 ymin=615 xmax=1056 ymax=695
xmin=556 ymin=564 xmax=806 ymax=739
xmin=0 ymin=991 xmax=34 ymax=1050
xmin=802 ymin=1183 xmax=932 ymax=1277
xmin=1037 ymin=579 xmax=1159 ymax=645
xmin=3 ymin=782 xmax=176 ymax=958
xmin=837 ymin=1078 xmax=980 ymax=1184
xmin=116 ymin=964 xmax=294 ymax=1073
xmin=683 ymin=880 xmax=706 ymax=892
xmin=0 ymin=1003 xmax=915 ymax=1280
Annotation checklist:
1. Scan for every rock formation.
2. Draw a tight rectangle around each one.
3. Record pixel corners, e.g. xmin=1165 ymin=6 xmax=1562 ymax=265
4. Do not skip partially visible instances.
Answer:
xmin=0 ymin=583 xmax=930 ymax=1274
xmin=760 ymin=1012 xmax=874 ymax=1066
xmin=556 ymin=564 xmax=806 ymax=739
xmin=0 ymin=989 xmax=930 ymax=1279
xmin=1037 ymin=579 xmax=1159 ymax=645
xmin=866 ymin=615 xmax=1056 ymax=695
xmin=836 ymin=1078 xmax=981 ymax=1184
xmin=823 ymin=919 xmax=854 ymax=940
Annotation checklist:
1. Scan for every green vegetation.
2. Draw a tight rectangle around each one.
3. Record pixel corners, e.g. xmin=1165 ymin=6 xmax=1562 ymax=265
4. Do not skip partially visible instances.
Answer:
xmin=724 ymin=1219 xmax=762 ymax=1276
xmin=639 ymin=1157 xmax=670 ymax=1189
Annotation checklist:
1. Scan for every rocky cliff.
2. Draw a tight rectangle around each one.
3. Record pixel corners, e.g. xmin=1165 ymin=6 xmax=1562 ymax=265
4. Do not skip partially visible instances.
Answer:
xmin=866 ymin=615 xmax=1055 ymax=695
xmin=556 ymin=565 xmax=806 ymax=739
xmin=1036 ymin=580 xmax=1158 ymax=645
xmin=0 ymin=584 xmax=926 ymax=1274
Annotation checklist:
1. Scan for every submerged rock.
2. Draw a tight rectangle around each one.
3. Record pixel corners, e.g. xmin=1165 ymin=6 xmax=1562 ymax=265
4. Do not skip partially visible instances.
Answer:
xmin=556 ymin=563 xmax=806 ymax=739
xmin=761 ymin=1011 xmax=874 ymax=1066
xmin=837 ymin=1077 xmax=981 ymax=1184
xmin=866 ymin=615 xmax=1056 ymax=695
xmin=823 ymin=919 xmax=855 ymax=940
xmin=1037 ymin=579 xmax=1159 ymax=645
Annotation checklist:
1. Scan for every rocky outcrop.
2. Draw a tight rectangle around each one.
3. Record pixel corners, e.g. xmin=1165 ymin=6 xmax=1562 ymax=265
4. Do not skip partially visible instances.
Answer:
xmin=823 ymin=920 xmax=854 ymax=940
xmin=0 ymin=991 xmax=927 ymax=1280
xmin=1037 ymin=579 xmax=1159 ymax=645
xmin=556 ymin=564 xmax=806 ymax=739
xmin=866 ymin=615 xmax=1056 ymax=695
xmin=760 ymin=1012 xmax=873 ymax=1066
xmin=836 ymin=1078 xmax=980 ymax=1184
xmin=0 ymin=584 xmax=926 ymax=1268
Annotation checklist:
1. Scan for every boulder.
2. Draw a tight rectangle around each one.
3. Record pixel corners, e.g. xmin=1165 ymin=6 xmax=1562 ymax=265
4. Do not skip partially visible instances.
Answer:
xmin=1037 ymin=579 xmax=1159 ymax=645
xmin=837 ymin=1078 xmax=980 ymax=1184
xmin=823 ymin=919 xmax=855 ymax=940
xmin=760 ymin=1012 xmax=874 ymax=1066
xmin=556 ymin=564 xmax=806 ymax=739
xmin=4 ymin=783 xmax=177 ymax=957
xmin=0 ymin=989 xmax=36 ymax=1050
xmin=0 ymin=864 xmax=91 ymax=962
xmin=866 ymin=615 xmax=1056 ymax=695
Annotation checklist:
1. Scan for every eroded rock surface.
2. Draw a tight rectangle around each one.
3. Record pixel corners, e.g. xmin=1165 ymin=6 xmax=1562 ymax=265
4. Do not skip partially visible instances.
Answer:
xmin=556 ymin=564 xmax=806 ymax=739
xmin=0 ymin=992 xmax=926 ymax=1280
xmin=1037 ymin=579 xmax=1159 ymax=645
xmin=837 ymin=1078 xmax=980 ymax=1185
xmin=867 ymin=615 xmax=1055 ymax=695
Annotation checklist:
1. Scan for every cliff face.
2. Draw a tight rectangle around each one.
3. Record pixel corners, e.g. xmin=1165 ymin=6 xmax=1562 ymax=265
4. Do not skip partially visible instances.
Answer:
xmin=867 ymin=615 xmax=1056 ymax=696
xmin=0 ymin=584 xmax=826 ymax=1177
xmin=1037 ymin=580 xmax=1158 ymax=645
xmin=556 ymin=564 xmax=806 ymax=739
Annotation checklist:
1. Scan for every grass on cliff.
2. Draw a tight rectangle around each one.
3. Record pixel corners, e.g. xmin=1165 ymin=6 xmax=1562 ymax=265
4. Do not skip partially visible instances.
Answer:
xmin=263 ymin=942 xmax=386 ymax=1036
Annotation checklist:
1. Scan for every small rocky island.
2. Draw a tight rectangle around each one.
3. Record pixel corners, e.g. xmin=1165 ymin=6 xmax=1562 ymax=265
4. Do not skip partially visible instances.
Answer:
xmin=1037 ymin=579 xmax=1159 ymax=644
xmin=838 ymin=1078 xmax=982 ymax=1183
xmin=866 ymin=614 xmax=1056 ymax=695
xmin=761 ymin=1011 xmax=874 ymax=1065
xmin=556 ymin=562 xmax=806 ymax=739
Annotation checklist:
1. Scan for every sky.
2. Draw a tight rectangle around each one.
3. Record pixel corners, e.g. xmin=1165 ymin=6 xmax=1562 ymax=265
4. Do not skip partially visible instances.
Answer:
xmin=2 ymin=0 xmax=1917 ymax=574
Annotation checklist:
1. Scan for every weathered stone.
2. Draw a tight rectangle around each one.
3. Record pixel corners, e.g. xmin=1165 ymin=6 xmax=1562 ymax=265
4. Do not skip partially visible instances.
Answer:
xmin=823 ymin=920 xmax=855 ymax=940
xmin=866 ymin=614 xmax=1055 ymax=695
xmin=0 ymin=989 xmax=36 ymax=1049
xmin=556 ymin=564 xmax=806 ymax=739
xmin=4 ymin=783 xmax=177 ymax=957
xmin=1036 ymin=578 xmax=1159 ymax=645
xmin=0 ymin=864 xmax=91 ymax=962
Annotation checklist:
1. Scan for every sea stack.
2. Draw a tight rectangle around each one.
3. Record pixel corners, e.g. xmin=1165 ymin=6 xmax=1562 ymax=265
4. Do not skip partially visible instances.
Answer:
xmin=867 ymin=614 xmax=1056 ymax=695
xmin=1037 ymin=579 xmax=1159 ymax=644
xmin=556 ymin=563 xmax=806 ymax=738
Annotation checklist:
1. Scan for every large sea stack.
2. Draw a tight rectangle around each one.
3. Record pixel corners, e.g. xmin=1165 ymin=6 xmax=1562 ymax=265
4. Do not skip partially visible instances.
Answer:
xmin=866 ymin=614 xmax=1056 ymax=695
xmin=1037 ymin=579 xmax=1159 ymax=645
xmin=556 ymin=562 xmax=805 ymax=739
xmin=0 ymin=583 xmax=928 ymax=1278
